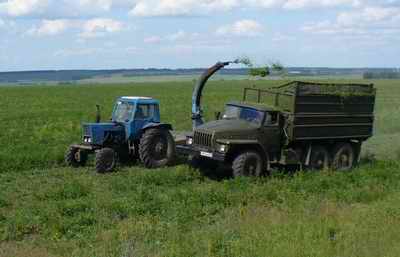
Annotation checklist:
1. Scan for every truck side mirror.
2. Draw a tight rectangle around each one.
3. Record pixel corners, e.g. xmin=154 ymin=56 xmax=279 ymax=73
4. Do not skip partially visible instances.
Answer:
xmin=215 ymin=111 xmax=221 ymax=120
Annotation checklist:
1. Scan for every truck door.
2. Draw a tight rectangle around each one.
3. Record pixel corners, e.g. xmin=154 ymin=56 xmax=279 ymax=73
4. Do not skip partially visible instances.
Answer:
xmin=260 ymin=112 xmax=281 ymax=153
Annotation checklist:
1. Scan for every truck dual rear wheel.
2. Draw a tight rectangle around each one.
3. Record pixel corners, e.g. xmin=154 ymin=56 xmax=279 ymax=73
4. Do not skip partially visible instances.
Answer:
xmin=309 ymin=146 xmax=330 ymax=170
xmin=332 ymin=143 xmax=355 ymax=171
xmin=139 ymin=128 xmax=175 ymax=169
xmin=96 ymin=148 xmax=117 ymax=173
xmin=232 ymin=151 xmax=263 ymax=177
xmin=65 ymin=146 xmax=88 ymax=168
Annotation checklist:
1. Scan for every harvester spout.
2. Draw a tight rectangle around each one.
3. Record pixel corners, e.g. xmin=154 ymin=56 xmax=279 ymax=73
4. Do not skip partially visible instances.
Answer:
xmin=192 ymin=60 xmax=237 ymax=130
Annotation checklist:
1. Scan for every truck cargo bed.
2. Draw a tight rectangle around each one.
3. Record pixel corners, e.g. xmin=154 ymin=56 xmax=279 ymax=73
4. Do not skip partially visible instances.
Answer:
xmin=244 ymin=81 xmax=376 ymax=142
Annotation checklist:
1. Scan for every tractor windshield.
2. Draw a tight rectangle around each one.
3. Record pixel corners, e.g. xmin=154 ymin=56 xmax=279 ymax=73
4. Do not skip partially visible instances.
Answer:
xmin=223 ymin=105 xmax=264 ymax=125
xmin=114 ymin=101 xmax=135 ymax=122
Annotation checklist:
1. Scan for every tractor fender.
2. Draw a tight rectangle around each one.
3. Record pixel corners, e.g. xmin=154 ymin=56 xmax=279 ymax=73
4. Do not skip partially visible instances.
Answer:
xmin=142 ymin=122 xmax=173 ymax=132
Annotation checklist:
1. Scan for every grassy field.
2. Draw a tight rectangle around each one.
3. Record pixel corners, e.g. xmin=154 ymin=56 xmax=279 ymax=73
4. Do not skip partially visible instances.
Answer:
xmin=0 ymin=79 xmax=400 ymax=256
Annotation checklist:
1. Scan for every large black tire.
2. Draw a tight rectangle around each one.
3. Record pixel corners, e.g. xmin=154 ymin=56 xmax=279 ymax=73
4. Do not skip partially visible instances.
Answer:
xmin=95 ymin=148 xmax=117 ymax=173
xmin=65 ymin=146 xmax=88 ymax=168
xmin=331 ymin=143 xmax=355 ymax=171
xmin=232 ymin=151 xmax=264 ymax=178
xmin=139 ymin=129 xmax=175 ymax=169
xmin=309 ymin=145 xmax=330 ymax=170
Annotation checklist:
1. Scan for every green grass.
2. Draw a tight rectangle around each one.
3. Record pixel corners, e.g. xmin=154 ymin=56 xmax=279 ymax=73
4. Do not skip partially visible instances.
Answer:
xmin=1 ymin=78 xmax=400 ymax=256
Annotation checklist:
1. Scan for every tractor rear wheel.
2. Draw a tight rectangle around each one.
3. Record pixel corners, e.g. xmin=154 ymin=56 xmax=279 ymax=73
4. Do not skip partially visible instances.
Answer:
xmin=331 ymin=143 xmax=355 ymax=171
xmin=232 ymin=151 xmax=264 ymax=178
xmin=65 ymin=146 xmax=88 ymax=168
xmin=139 ymin=128 xmax=175 ymax=169
xmin=95 ymin=148 xmax=117 ymax=173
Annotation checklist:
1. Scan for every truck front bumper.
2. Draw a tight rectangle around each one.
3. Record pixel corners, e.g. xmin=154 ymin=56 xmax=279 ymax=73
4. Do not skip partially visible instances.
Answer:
xmin=176 ymin=144 xmax=226 ymax=162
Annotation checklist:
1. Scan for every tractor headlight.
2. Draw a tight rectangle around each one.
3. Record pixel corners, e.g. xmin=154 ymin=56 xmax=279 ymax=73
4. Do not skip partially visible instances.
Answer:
xmin=84 ymin=137 xmax=92 ymax=143
xmin=218 ymin=144 xmax=228 ymax=153
xmin=186 ymin=137 xmax=193 ymax=145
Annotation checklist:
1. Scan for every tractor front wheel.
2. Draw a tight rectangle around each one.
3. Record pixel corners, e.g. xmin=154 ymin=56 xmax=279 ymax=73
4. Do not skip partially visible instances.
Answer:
xmin=95 ymin=148 xmax=117 ymax=173
xmin=65 ymin=146 xmax=88 ymax=168
xmin=139 ymin=128 xmax=175 ymax=169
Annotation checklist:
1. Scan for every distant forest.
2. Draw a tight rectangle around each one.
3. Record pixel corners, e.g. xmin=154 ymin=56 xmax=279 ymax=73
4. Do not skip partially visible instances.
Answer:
xmin=363 ymin=71 xmax=400 ymax=79
xmin=0 ymin=67 xmax=399 ymax=83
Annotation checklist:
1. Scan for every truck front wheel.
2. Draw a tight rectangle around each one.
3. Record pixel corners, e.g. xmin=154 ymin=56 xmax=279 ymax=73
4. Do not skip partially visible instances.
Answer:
xmin=139 ymin=129 xmax=175 ymax=169
xmin=65 ymin=146 xmax=88 ymax=168
xmin=331 ymin=143 xmax=355 ymax=171
xmin=232 ymin=151 xmax=264 ymax=178
xmin=96 ymin=148 xmax=117 ymax=173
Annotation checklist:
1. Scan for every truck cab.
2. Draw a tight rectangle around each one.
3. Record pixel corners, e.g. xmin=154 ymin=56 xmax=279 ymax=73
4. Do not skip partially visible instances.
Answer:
xmin=182 ymin=101 xmax=282 ymax=176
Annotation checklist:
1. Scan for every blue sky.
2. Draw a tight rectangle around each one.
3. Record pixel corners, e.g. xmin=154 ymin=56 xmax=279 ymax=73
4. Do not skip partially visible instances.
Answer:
xmin=0 ymin=0 xmax=399 ymax=71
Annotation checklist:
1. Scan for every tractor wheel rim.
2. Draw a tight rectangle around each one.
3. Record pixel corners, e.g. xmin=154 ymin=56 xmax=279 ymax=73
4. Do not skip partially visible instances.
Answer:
xmin=74 ymin=151 xmax=81 ymax=162
xmin=152 ymin=137 xmax=168 ymax=160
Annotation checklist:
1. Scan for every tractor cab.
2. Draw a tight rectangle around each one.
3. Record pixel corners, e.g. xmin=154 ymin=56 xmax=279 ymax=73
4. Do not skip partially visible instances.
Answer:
xmin=112 ymin=97 xmax=161 ymax=140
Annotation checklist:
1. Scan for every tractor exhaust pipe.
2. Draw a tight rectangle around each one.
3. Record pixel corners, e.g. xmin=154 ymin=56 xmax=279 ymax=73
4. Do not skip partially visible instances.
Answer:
xmin=192 ymin=60 xmax=239 ymax=129
xmin=95 ymin=104 xmax=101 ymax=123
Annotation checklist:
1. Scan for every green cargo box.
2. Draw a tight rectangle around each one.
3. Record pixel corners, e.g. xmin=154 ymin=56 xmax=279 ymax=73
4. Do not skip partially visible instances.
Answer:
xmin=244 ymin=81 xmax=376 ymax=142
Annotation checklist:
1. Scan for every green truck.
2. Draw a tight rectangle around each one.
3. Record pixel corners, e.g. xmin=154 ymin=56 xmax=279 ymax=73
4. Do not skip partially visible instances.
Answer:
xmin=178 ymin=79 xmax=376 ymax=177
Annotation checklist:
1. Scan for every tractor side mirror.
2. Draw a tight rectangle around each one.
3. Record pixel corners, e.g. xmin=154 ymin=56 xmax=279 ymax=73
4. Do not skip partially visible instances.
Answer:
xmin=215 ymin=111 xmax=221 ymax=120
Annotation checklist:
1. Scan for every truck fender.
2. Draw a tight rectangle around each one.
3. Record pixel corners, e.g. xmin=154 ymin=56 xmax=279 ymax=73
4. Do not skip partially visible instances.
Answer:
xmin=142 ymin=123 xmax=173 ymax=132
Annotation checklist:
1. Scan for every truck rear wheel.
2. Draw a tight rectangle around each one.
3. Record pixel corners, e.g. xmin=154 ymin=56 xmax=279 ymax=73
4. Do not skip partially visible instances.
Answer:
xmin=309 ymin=146 xmax=330 ymax=170
xmin=232 ymin=151 xmax=263 ymax=178
xmin=332 ymin=143 xmax=355 ymax=171
xmin=65 ymin=146 xmax=88 ymax=168
xmin=139 ymin=128 xmax=175 ymax=169
xmin=96 ymin=148 xmax=117 ymax=173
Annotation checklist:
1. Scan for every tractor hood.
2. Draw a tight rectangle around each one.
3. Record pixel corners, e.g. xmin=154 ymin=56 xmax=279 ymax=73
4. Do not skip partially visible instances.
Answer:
xmin=82 ymin=122 xmax=125 ymax=145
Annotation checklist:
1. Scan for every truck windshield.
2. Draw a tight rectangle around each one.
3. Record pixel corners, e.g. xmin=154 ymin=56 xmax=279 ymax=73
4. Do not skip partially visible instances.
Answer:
xmin=223 ymin=105 xmax=264 ymax=125
xmin=114 ymin=101 xmax=135 ymax=122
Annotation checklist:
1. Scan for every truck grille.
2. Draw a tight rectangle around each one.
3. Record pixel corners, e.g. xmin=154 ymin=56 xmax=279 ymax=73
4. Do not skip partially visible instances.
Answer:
xmin=194 ymin=131 xmax=213 ymax=147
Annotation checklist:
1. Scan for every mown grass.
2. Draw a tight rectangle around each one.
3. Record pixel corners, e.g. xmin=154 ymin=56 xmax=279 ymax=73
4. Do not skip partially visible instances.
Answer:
xmin=1 ymin=79 xmax=400 ymax=256
xmin=1 ymin=160 xmax=400 ymax=257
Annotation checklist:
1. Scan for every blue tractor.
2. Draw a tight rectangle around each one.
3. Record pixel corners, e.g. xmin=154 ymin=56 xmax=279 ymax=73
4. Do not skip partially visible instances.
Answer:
xmin=65 ymin=96 xmax=175 ymax=173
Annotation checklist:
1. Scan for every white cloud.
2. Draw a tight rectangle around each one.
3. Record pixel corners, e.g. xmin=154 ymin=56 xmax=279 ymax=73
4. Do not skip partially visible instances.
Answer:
xmin=216 ymin=19 xmax=263 ymax=37
xmin=144 ymin=35 xmax=162 ymax=44
xmin=79 ymin=18 xmax=124 ymax=38
xmin=0 ymin=0 xmax=49 ymax=16
xmin=302 ymin=6 xmax=400 ymax=35
xmin=130 ymin=0 xmax=239 ymax=17
xmin=283 ymin=0 xmax=360 ymax=9
xmin=27 ymin=19 xmax=71 ymax=36
xmin=129 ymin=0 xmax=363 ymax=17
xmin=78 ymin=0 xmax=113 ymax=11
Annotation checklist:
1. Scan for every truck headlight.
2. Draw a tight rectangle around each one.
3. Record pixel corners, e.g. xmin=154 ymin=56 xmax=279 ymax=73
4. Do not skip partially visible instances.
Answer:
xmin=186 ymin=137 xmax=193 ymax=145
xmin=218 ymin=144 xmax=228 ymax=153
